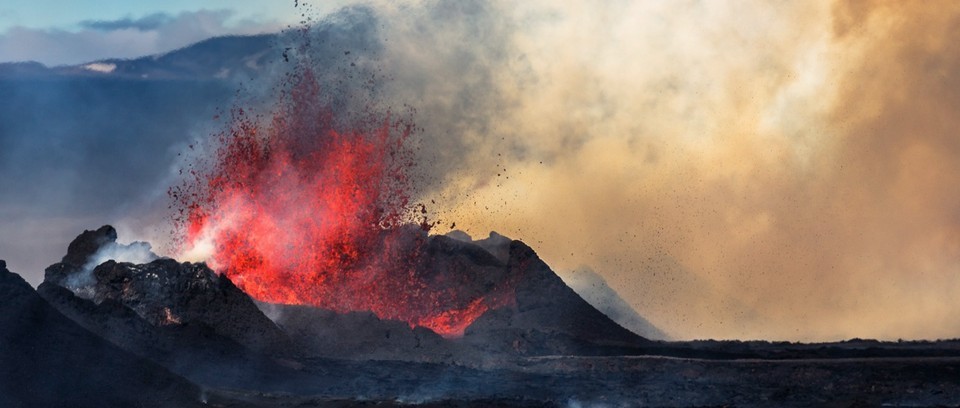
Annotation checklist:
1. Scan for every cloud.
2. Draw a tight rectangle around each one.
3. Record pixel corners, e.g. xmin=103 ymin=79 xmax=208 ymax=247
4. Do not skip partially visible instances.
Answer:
xmin=79 ymin=12 xmax=174 ymax=32
xmin=321 ymin=0 xmax=960 ymax=341
xmin=0 ymin=9 xmax=283 ymax=65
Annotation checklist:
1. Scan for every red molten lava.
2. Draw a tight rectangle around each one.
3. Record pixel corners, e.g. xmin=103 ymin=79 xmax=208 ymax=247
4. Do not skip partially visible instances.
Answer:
xmin=169 ymin=69 xmax=500 ymax=337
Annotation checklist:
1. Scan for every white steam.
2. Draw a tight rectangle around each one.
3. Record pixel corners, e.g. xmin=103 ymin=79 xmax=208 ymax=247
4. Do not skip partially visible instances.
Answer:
xmin=66 ymin=240 xmax=159 ymax=294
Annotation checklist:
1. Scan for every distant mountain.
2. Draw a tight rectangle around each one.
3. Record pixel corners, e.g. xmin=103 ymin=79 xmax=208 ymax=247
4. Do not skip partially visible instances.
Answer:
xmin=0 ymin=61 xmax=54 ymax=77
xmin=0 ymin=34 xmax=280 ymax=81
xmin=563 ymin=266 xmax=669 ymax=340
xmin=460 ymin=234 xmax=651 ymax=355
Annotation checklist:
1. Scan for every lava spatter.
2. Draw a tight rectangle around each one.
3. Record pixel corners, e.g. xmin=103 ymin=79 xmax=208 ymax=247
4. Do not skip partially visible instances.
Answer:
xmin=169 ymin=68 xmax=507 ymax=337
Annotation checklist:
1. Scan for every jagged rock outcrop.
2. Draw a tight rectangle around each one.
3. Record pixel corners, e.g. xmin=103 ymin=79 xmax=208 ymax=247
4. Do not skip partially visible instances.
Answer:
xmin=0 ymin=260 xmax=202 ymax=408
xmin=88 ymin=258 xmax=292 ymax=355
xmin=43 ymin=225 xmax=117 ymax=286
xmin=36 ymin=281 xmax=303 ymax=391
xmin=42 ymin=226 xmax=292 ymax=357
xmin=463 ymin=238 xmax=650 ymax=355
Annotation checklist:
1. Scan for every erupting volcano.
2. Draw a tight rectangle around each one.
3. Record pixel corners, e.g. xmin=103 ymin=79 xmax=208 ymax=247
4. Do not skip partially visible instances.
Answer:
xmin=170 ymin=68 xmax=513 ymax=337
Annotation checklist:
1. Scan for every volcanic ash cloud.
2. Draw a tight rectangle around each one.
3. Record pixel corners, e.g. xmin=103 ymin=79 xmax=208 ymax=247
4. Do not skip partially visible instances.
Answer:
xmin=151 ymin=0 xmax=960 ymax=341
xmin=351 ymin=0 xmax=960 ymax=341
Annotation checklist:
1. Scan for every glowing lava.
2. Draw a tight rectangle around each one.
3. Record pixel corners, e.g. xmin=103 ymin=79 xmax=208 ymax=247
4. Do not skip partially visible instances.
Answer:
xmin=170 ymin=69 xmax=503 ymax=337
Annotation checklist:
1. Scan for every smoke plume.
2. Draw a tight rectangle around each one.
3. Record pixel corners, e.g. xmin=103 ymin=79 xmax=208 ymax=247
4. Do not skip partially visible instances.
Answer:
xmin=67 ymin=240 xmax=158 ymax=291
xmin=328 ymin=0 xmax=960 ymax=341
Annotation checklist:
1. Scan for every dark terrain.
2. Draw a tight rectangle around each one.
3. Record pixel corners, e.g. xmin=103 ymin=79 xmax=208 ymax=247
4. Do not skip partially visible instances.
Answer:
xmin=3 ymin=29 xmax=960 ymax=407
xmin=2 ymin=226 xmax=960 ymax=407
xmin=0 ymin=260 xmax=202 ymax=408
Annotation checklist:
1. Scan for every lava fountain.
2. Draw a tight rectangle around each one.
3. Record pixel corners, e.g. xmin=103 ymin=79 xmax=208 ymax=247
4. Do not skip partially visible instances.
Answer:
xmin=169 ymin=68 xmax=506 ymax=337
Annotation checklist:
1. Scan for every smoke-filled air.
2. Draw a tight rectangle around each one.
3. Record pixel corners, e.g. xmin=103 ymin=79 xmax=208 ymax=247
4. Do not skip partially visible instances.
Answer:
xmin=281 ymin=0 xmax=958 ymax=342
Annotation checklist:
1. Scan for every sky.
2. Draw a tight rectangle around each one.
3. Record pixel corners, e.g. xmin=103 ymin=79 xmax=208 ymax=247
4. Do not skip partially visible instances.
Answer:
xmin=2 ymin=0 xmax=960 ymax=343
xmin=0 ymin=0 xmax=349 ymax=65
xmin=0 ymin=0 xmax=288 ymax=31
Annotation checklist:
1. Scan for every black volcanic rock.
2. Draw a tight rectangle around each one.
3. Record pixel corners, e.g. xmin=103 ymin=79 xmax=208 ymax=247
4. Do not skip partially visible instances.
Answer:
xmin=272 ymin=230 xmax=651 ymax=360
xmin=0 ymin=260 xmax=202 ymax=408
xmin=93 ymin=258 xmax=292 ymax=355
xmin=262 ymin=232 xmax=508 ymax=362
xmin=471 ymin=231 xmax=513 ymax=264
xmin=266 ymin=231 xmax=650 ymax=360
xmin=43 ymin=226 xmax=292 ymax=357
xmin=463 ymin=238 xmax=650 ymax=356
xmin=63 ymin=225 xmax=118 ymax=266
xmin=266 ymin=304 xmax=453 ymax=361
xmin=36 ymin=281 xmax=309 ymax=391
xmin=44 ymin=224 xmax=117 ymax=285
xmin=417 ymin=233 xmax=515 ymax=303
